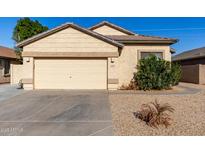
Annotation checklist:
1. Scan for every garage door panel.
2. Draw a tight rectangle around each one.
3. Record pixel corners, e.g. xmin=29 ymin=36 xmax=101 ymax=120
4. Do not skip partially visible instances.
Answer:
xmin=34 ymin=59 xmax=107 ymax=89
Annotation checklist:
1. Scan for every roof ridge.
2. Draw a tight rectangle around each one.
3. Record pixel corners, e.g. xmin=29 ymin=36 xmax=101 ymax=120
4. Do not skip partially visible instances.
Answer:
xmin=104 ymin=34 xmax=177 ymax=41
xmin=104 ymin=35 xmax=178 ymax=44
xmin=173 ymin=46 xmax=205 ymax=59
xmin=85 ymin=27 xmax=122 ymax=45
xmin=89 ymin=21 xmax=136 ymax=35
xmin=181 ymin=46 xmax=205 ymax=54
xmin=0 ymin=46 xmax=16 ymax=59
xmin=0 ymin=45 xmax=14 ymax=50
xmin=73 ymin=23 xmax=124 ymax=47
xmin=172 ymin=46 xmax=205 ymax=61
xmin=105 ymin=34 xmax=175 ymax=39
xmin=138 ymin=34 xmax=177 ymax=40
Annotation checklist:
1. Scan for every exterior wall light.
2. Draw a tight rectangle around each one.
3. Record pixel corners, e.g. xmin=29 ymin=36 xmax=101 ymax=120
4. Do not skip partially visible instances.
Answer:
xmin=111 ymin=58 xmax=114 ymax=63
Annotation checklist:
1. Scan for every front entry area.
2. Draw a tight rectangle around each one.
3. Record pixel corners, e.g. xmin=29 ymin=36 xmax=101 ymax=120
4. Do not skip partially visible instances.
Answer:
xmin=34 ymin=58 xmax=107 ymax=89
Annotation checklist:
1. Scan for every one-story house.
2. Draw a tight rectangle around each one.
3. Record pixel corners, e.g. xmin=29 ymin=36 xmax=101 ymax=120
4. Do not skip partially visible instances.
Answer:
xmin=172 ymin=46 xmax=205 ymax=84
xmin=15 ymin=21 xmax=177 ymax=90
xmin=0 ymin=46 xmax=16 ymax=83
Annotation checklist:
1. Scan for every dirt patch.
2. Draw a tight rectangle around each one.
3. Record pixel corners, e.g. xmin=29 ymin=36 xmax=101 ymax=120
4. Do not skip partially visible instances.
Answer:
xmin=109 ymin=83 xmax=205 ymax=135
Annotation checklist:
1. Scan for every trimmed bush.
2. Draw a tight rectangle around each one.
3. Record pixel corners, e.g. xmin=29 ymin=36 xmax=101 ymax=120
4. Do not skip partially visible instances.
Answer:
xmin=134 ymin=55 xmax=181 ymax=90
xmin=170 ymin=63 xmax=182 ymax=86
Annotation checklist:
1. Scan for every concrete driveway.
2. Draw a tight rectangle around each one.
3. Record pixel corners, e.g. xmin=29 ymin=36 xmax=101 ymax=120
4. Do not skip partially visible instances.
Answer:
xmin=0 ymin=84 xmax=24 ymax=102
xmin=0 ymin=90 xmax=112 ymax=136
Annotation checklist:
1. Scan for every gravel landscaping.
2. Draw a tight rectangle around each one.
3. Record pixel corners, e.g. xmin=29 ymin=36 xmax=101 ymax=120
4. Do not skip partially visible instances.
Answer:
xmin=109 ymin=83 xmax=205 ymax=136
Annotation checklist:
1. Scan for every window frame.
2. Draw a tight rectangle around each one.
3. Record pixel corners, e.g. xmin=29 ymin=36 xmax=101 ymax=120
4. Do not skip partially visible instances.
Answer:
xmin=137 ymin=50 xmax=165 ymax=60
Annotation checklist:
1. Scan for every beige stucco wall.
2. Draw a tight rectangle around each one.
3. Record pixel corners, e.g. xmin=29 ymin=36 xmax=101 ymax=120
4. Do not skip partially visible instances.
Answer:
xmin=199 ymin=64 xmax=205 ymax=84
xmin=22 ymin=43 xmax=171 ymax=90
xmin=20 ymin=26 xmax=172 ymax=90
xmin=21 ymin=27 xmax=120 ymax=90
xmin=22 ymin=57 xmax=33 ymax=89
xmin=93 ymin=25 xmax=128 ymax=35
xmin=117 ymin=45 xmax=171 ymax=87
xmin=10 ymin=63 xmax=23 ymax=84
xmin=23 ymin=83 xmax=33 ymax=90
xmin=23 ymin=27 xmax=118 ymax=53
xmin=107 ymin=57 xmax=119 ymax=89
xmin=22 ymin=57 xmax=33 ymax=79
xmin=108 ymin=57 xmax=118 ymax=79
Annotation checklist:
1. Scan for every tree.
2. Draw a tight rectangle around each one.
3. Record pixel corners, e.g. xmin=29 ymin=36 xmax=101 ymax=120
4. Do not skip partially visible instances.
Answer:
xmin=12 ymin=18 xmax=48 ymax=61
xmin=12 ymin=17 xmax=48 ymax=43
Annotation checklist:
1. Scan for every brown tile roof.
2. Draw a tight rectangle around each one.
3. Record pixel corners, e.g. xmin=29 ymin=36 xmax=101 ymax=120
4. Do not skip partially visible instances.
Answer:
xmin=172 ymin=46 xmax=205 ymax=61
xmin=16 ymin=23 xmax=124 ymax=48
xmin=0 ymin=46 xmax=16 ymax=59
xmin=105 ymin=35 xmax=178 ymax=44
xmin=89 ymin=21 xmax=136 ymax=35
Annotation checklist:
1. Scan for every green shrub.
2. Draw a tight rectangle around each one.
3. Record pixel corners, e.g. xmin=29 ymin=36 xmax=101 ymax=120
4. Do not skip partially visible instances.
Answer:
xmin=170 ymin=63 xmax=182 ymax=86
xmin=134 ymin=55 xmax=181 ymax=90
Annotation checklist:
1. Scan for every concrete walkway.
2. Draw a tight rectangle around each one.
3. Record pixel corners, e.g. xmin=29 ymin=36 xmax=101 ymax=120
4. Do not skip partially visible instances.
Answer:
xmin=0 ymin=84 xmax=25 ymax=102
xmin=109 ymin=82 xmax=203 ymax=96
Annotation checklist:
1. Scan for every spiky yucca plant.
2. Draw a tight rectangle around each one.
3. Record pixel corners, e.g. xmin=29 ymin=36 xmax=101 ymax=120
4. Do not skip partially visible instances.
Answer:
xmin=133 ymin=100 xmax=174 ymax=128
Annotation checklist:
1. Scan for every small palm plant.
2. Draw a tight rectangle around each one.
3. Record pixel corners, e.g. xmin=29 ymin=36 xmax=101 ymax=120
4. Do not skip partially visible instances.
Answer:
xmin=133 ymin=100 xmax=174 ymax=128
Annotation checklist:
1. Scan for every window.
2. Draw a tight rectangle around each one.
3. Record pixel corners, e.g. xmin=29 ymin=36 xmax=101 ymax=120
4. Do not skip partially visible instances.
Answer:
xmin=140 ymin=52 xmax=163 ymax=59
xmin=0 ymin=59 xmax=3 ymax=67
xmin=4 ymin=60 xmax=10 ymax=75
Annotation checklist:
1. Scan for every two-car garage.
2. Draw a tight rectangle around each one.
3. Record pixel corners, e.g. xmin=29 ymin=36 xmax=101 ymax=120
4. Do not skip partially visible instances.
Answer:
xmin=16 ymin=23 xmax=122 ymax=90
xmin=34 ymin=58 xmax=107 ymax=89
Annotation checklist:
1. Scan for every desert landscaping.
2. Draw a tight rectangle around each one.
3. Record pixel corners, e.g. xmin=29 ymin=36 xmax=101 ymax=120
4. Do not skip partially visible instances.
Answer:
xmin=109 ymin=83 xmax=205 ymax=136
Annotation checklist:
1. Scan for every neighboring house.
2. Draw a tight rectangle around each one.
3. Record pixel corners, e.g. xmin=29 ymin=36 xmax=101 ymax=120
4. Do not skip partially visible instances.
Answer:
xmin=172 ymin=47 xmax=205 ymax=84
xmin=0 ymin=46 xmax=16 ymax=83
xmin=15 ymin=21 xmax=177 ymax=90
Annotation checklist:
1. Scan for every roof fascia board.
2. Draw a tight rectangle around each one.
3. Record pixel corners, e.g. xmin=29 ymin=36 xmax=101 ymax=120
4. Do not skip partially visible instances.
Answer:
xmin=89 ymin=21 xmax=136 ymax=35
xmin=16 ymin=23 xmax=123 ymax=48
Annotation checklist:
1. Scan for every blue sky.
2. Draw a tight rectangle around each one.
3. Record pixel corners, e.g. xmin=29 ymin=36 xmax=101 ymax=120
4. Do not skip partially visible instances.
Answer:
xmin=1 ymin=17 xmax=205 ymax=55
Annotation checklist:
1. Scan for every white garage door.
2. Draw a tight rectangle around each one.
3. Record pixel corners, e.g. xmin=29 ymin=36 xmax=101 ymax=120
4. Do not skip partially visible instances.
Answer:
xmin=34 ymin=58 xmax=107 ymax=89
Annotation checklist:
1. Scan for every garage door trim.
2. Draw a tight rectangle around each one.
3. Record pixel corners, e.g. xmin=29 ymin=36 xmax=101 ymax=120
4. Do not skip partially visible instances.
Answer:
xmin=33 ymin=58 xmax=108 ymax=90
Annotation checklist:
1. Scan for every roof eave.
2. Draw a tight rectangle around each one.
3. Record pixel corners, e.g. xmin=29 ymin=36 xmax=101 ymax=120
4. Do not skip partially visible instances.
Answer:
xmin=16 ymin=23 xmax=70 ymax=48
xmin=116 ymin=40 xmax=177 ymax=44
xmin=16 ymin=23 xmax=124 ymax=48
xmin=0 ymin=56 xmax=16 ymax=59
